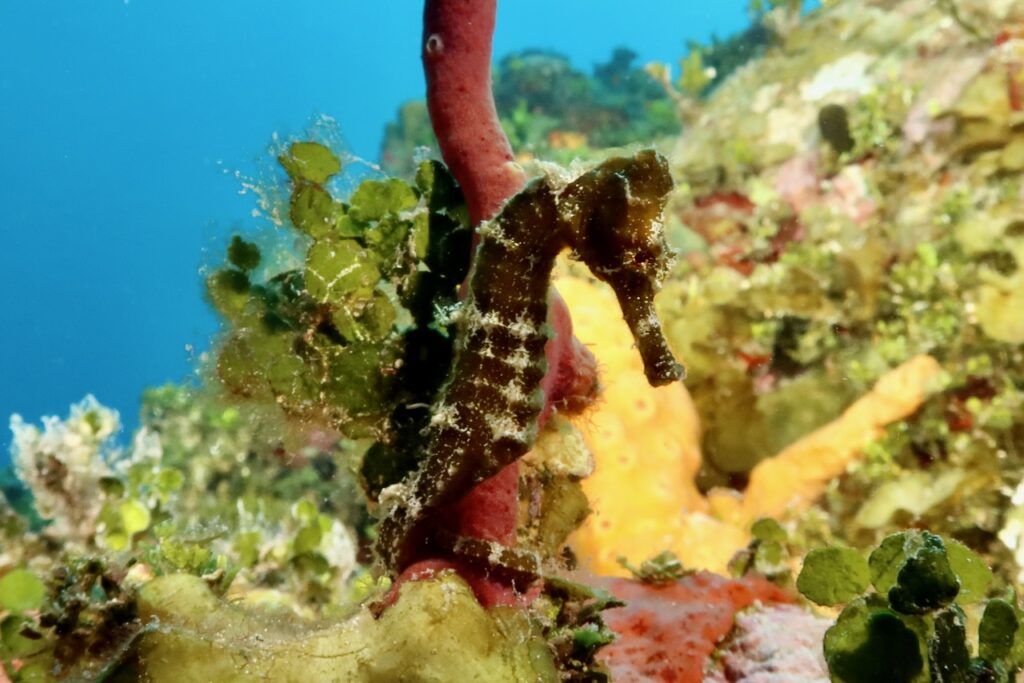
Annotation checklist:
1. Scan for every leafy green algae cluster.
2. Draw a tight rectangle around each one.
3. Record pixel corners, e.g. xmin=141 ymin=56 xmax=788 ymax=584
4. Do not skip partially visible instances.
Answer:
xmin=796 ymin=531 xmax=1022 ymax=683
xmin=208 ymin=141 xmax=471 ymax=499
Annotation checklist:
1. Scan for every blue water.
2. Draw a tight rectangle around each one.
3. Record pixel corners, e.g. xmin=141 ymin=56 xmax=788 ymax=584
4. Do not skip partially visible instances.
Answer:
xmin=0 ymin=1 xmax=752 ymax=460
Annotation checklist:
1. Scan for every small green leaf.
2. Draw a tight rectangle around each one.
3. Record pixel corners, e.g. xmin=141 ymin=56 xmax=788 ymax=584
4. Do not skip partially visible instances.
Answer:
xmin=324 ymin=342 xmax=397 ymax=417
xmin=979 ymin=599 xmax=1018 ymax=662
xmin=0 ymin=615 xmax=47 ymax=658
xmin=157 ymin=468 xmax=185 ymax=495
xmin=754 ymin=540 xmax=789 ymax=578
xmin=294 ymin=528 xmax=321 ymax=557
xmin=364 ymin=214 xmax=412 ymax=274
xmin=227 ymin=235 xmax=261 ymax=271
xmin=797 ymin=547 xmax=870 ymax=606
xmin=0 ymin=569 xmax=45 ymax=613
xmin=104 ymin=532 xmax=129 ymax=551
xmin=153 ymin=520 xmax=175 ymax=539
xmin=349 ymin=178 xmax=418 ymax=222
xmin=573 ymin=625 xmax=616 ymax=650
xmin=206 ymin=269 xmax=251 ymax=321
xmin=409 ymin=211 xmax=431 ymax=261
xmin=10 ymin=660 xmax=54 ymax=683
xmin=751 ymin=517 xmax=787 ymax=543
xmin=335 ymin=212 xmax=364 ymax=238
xmin=304 ymin=238 xmax=381 ymax=303
xmin=280 ymin=141 xmax=341 ymax=185
xmin=361 ymin=290 xmax=398 ymax=339
xmin=290 ymin=184 xmax=341 ymax=238
xmin=945 ymin=539 xmax=992 ymax=604
xmin=869 ymin=531 xmax=919 ymax=595
xmin=293 ymin=552 xmax=331 ymax=575
xmin=293 ymin=499 xmax=318 ymax=524
xmin=264 ymin=350 xmax=317 ymax=408
xmin=330 ymin=289 xmax=397 ymax=343
xmin=928 ymin=606 xmax=971 ymax=683
xmin=236 ymin=531 xmax=262 ymax=568
xmin=888 ymin=533 xmax=959 ymax=615
xmin=679 ymin=49 xmax=711 ymax=97
xmin=825 ymin=601 xmax=926 ymax=683
xmin=217 ymin=333 xmax=269 ymax=398
xmin=99 ymin=476 xmax=126 ymax=498
xmin=415 ymin=159 xmax=462 ymax=212
xmin=120 ymin=499 xmax=152 ymax=536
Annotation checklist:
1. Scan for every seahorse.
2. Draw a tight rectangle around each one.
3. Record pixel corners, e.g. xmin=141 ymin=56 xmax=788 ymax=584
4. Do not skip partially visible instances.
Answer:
xmin=376 ymin=150 xmax=684 ymax=573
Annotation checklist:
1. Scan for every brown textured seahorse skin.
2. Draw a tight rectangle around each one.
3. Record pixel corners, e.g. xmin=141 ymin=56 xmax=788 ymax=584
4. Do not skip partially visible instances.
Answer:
xmin=419 ymin=0 xmax=596 ymax=595
xmin=378 ymin=181 xmax=561 ymax=570
xmin=560 ymin=151 xmax=683 ymax=387
xmin=377 ymin=151 xmax=683 ymax=573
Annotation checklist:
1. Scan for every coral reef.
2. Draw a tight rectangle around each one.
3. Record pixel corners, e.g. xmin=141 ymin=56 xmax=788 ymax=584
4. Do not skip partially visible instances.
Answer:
xmin=381 ymin=48 xmax=680 ymax=176
xmin=0 ymin=2 xmax=694 ymax=678
xmin=556 ymin=0 xmax=1024 ymax=588
xmin=12 ymin=0 xmax=1024 ymax=680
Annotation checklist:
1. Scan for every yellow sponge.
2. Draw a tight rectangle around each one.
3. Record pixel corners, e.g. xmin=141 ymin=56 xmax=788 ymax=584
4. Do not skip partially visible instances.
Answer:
xmin=558 ymin=273 xmax=942 ymax=575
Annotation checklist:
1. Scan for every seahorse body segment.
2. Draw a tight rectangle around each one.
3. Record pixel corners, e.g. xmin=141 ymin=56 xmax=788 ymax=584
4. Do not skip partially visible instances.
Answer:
xmin=377 ymin=150 xmax=683 ymax=572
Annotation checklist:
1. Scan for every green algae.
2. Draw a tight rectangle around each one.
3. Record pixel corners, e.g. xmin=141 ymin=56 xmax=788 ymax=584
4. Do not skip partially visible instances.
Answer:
xmin=209 ymin=143 xmax=470 ymax=467
xmin=796 ymin=531 xmax=1022 ymax=682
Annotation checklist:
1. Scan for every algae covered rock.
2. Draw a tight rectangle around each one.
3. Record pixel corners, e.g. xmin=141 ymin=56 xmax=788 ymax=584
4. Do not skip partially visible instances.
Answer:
xmin=635 ymin=0 xmax=1024 ymax=583
xmin=135 ymin=573 xmax=557 ymax=683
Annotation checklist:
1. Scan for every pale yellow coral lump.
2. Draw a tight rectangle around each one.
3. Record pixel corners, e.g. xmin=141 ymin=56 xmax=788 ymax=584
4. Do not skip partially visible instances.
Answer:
xmin=135 ymin=573 xmax=557 ymax=682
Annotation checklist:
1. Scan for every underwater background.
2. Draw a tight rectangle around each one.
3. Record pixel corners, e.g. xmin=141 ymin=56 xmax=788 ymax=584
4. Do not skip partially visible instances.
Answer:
xmin=0 ymin=1 xmax=754 ymax=458
xmin=6 ymin=0 xmax=1024 ymax=681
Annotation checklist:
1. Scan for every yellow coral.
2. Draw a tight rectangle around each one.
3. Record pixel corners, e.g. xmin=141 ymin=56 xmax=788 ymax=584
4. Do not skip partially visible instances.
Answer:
xmin=559 ymin=275 xmax=745 ymax=575
xmin=559 ymin=273 xmax=942 ymax=575
xmin=719 ymin=353 xmax=943 ymax=522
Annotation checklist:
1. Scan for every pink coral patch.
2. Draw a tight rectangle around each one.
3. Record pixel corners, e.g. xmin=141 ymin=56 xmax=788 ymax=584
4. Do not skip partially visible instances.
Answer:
xmin=598 ymin=572 xmax=793 ymax=683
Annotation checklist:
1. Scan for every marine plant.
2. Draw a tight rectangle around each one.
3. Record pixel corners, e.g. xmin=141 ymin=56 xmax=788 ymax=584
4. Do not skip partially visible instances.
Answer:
xmin=796 ymin=530 xmax=1023 ymax=683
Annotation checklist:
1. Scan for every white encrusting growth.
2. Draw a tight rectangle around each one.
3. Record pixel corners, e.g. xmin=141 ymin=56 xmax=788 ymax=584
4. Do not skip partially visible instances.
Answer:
xmin=429 ymin=402 xmax=462 ymax=430
xmin=498 ymin=380 xmax=530 ymax=405
xmin=475 ymin=219 xmax=519 ymax=249
xmin=484 ymin=413 xmax=532 ymax=444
